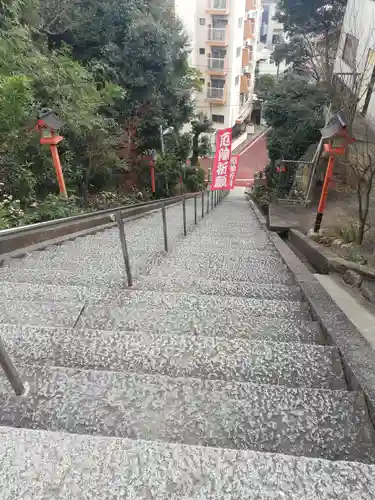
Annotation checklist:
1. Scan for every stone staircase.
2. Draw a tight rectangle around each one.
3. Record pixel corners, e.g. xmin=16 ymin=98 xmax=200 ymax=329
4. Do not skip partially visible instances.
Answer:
xmin=0 ymin=191 xmax=375 ymax=498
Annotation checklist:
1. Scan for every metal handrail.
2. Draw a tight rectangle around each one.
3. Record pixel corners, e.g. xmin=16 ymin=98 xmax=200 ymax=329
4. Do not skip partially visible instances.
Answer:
xmin=0 ymin=194 xmax=198 ymax=238
xmin=0 ymin=188 xmax=229 ymax=395
xmin=113 ymin=189 xmax=229 ymax=288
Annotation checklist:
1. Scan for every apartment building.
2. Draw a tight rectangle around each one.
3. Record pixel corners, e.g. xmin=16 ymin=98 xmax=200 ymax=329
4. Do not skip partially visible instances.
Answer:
xmin=259 ymin=0 xmax=283 ymax=49
xmin=174 ymin=0 xmax=261 ymax=133
xmin=333 ymin=0 xmax=375 ymax=129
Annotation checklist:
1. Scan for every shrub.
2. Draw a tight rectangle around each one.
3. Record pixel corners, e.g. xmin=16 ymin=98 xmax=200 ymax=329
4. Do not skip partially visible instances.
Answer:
xmin=0 ymin=195 xmax=26 ymax=229
xmin=24 ymin=194 xmax=83 ymax=224
xmin=184 ymin=166 xmax=205 ymax=192
xmin=251 ymin=185 xmax=273 ymax=214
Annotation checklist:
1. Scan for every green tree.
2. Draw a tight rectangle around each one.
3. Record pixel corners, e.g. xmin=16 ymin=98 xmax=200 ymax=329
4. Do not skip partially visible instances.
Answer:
xmin=255 ymin=74 xmax=276 ymax=100
xmin=191 ymin=115 xmax=213 ymax=167
xmin=39 ymin=0 xmax=197 ymax=152
xmin=263 ymin=74 xmax=326 ymax=163
xmin=275 ymin=0 xmax=346 ymax=83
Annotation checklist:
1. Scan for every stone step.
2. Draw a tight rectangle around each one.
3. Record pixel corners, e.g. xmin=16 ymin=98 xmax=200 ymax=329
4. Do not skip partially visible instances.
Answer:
xmin=0 ymin=268 xmax=129 ymax=287
xmin=169 ymin=248 xmax=285 ymax=266
xmin=148 ymin=263 xmax=295 ymax=284
xmin=0 ymin=291 xmax=311 ymax=332
xmin=1 ymin=427 xmax=375 ymax=499
xmin=0 ymin=365 xmax=372 ymax=462
xmin=0 ymin=299 xmax=83 ymax=328
xmin=2 ymin=328 xmax=346 ymax=389
xmin=156 ymin=254 xmax=289 ymax=274
xmin=0 ymin=281 xmax=112 ymax=304
xmin=136 ymin=276 xmax=304 ymax=301
xmin=76 ymin=291 xmax=311 ymax=330
xmin=0 ymin=276 xmax=305 ymax=304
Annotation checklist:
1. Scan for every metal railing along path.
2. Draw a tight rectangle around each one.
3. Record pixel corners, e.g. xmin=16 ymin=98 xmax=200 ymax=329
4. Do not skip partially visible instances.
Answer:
xmin=0 ymin=189 xmax=228 ymax=395
xmin=0 ymin=194 xmax=201 ymax=258
xmin=112 ymin=189 xmax=229 ymax=288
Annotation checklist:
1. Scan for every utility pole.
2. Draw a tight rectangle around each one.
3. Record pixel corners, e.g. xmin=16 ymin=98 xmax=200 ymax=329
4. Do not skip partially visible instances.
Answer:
xmin=160 ymin=125 xmax=165 ymax=154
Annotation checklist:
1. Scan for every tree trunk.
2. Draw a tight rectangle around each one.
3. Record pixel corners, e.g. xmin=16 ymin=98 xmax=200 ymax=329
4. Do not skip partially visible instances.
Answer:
xmin=357 ymin=185 xmax=371 ymax=245
xmin=82 ymin=156 xmax=92 ymax=208
xmin=191 ymin=133 xmax=199 ymax=167
xmin=324 ymin=29 xmax=330 ymax=83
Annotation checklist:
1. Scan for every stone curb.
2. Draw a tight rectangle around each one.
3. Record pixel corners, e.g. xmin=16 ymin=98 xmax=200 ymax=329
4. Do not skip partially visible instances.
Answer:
xmin=289 ymin=229 xmax=375 ymax=279
xmin=250 ymin=199 xmax=375 ymax=429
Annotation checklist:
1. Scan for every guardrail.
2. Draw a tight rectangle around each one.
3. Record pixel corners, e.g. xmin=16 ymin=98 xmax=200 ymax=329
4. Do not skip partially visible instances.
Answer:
xmin=0 ymin=187 xmax=229 ymax=394
xmin=112 ymin=188 xmax=228 ymax=287
xmin=0 ymin=193 xmax=199 ymax=258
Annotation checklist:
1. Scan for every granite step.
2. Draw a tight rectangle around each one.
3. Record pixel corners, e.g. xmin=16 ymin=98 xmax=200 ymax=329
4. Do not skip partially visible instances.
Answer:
xmin=76 ymin=291 xmax=311 ymax=331
xmin=0 ymin=427 xmax=375 ymax=499
xmin=148 ymin=263 xmax=295 ymax=284
xmin=0 ymin=281 xmax=113 ymax=304
xmin=135 ymin=276 xmax=304 ymax=301
xmin=0 ymin=291 xmax=311 ymax=331
xmin=2 ymin=328 xmax=346 ymax=389
xmin=152 ymin=254 xmax=289 ymax=274
xmin=167 ymin=248 xmax=287 ymax=268
xmin=0 ymin=276 xmax=306 ymax=304
xmin=0 ymin=365 xmax=372 ymax=462
xmin=0 ymin=299 xmax=84 ymax=328
xmin=0 ymin=267 xmax=130 ymax=287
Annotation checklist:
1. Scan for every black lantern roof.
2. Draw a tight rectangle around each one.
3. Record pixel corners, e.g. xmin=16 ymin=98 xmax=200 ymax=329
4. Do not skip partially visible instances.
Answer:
xmin=38 ymin=110 xmax=64 ymax=131
xmin=320 ymin=112 xmax=348 ymax=140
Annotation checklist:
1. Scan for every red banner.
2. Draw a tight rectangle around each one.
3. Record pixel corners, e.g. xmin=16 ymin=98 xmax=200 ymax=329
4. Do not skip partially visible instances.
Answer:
xmin=211 ymin=128 xmax=232 ymax=190
xmin=229 ymin=155 xmax=239 ymax=190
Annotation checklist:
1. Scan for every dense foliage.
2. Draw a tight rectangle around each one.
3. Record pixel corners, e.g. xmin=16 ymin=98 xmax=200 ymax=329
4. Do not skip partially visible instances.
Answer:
xmin=274 ymin=0 xmax=346 ymax=84
xmin=0 ymin=0 xmax=199 ymax=227
xmin=264 ymin=74 xmax=326 ymax=163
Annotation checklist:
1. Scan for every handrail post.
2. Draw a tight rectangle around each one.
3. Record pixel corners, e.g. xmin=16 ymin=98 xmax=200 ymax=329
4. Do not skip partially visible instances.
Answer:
xmin=162 ymin=203 xmax=168 ymax=252
xmin=182 ymin=195 xmax=187 ymax=236
xmin=0 ymin=337 xmax=26 ymax=396
xmin=115 ymin=212 xmax=133 ymax=287
xmin=201 ymin=190 xmax=204 ymax=219
xmin=211 ymin=190 xmax=214 ymax=210
xmin=194 ymin=195 xmax=197 ymax=224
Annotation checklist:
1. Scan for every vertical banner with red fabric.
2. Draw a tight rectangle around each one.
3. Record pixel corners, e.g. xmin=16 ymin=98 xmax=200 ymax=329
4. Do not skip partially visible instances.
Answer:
xmin=211 ymin=128 xmax=232 ymax=190
xmin=229 ymin=155 xmax=239 ymax=190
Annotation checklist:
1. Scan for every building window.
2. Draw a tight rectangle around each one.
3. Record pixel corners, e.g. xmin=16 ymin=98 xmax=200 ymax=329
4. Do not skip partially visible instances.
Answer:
xmin=200 ymin=78 xmax=205 ymax=85
xmin=212 ymin=114 xmax=225 ymax=124
xmin=236 ymin=47 xmax=241 ymax=57
xmin=342 ymin=34 xmax=359 ymax=69
xmin=235 ymin=75 xmax=240 ymax=86
xmin=199 ymin=18 xmax=206 ymax=25
xmin=238 ymin=17 xmax=243 ymax=28
xmin=199 ymin=48 xmax=205 ymax=55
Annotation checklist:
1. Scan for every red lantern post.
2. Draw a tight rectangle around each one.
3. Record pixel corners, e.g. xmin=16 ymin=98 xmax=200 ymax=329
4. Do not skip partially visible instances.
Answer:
xmin=314 ymin=113 xmax=355 ymax=233
xmin=30 ymin=111 xmax=67 ymax=198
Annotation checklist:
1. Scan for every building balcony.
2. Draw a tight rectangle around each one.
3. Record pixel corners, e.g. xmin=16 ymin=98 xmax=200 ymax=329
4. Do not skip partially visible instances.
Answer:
xmin=240 ymin=75 xmax=250 ymax=93
xmin=246 ymin=0 xmax=258 ymax=10
xmin=242 ymin=48 xmax=250 ymax=67
xmin=207 ymin=27 xmax=229 ymax=46
xmin=243 ymin=63 xmax=252 ymax=75
xmin=207 ymin=57 xmax=228 ymax=75
xmin=244 ymin=19 xmax=255 ymax=39
xmin=206 ymin=86 xmax=227 ymax=104
xmin=206 ymin=0 xmax=230 ymax=15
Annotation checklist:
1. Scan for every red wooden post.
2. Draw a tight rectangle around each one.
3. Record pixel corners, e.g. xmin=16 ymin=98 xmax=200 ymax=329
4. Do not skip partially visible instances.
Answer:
xmin=314 ymin=154 xmax=335 ymax=233
xmin=150 ymin=163 xmax=156 ymax=193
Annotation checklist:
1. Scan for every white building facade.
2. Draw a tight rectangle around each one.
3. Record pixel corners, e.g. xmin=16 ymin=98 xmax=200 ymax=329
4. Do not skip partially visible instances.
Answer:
xmin=258 ymin=0 xmax=283 ymax=49
xmin=333 ymin=0 xmax=375 ymax=127
xmin=174 ymin=0 xmax=262 ymax=133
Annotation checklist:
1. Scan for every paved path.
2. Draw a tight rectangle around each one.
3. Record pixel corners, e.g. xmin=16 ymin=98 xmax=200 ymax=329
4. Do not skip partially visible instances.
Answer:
xmin=0 ymin=190 xmax=375 ymax=498
xmin=236 ymin=131 xmax=269 ymax=187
